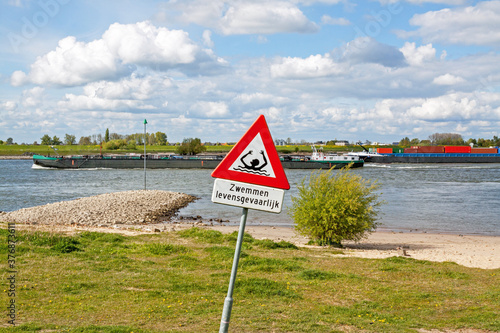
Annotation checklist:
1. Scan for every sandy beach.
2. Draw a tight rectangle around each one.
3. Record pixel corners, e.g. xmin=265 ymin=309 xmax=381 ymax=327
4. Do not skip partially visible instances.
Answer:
xmin=206 ymin=225 xmax=500 ymax=270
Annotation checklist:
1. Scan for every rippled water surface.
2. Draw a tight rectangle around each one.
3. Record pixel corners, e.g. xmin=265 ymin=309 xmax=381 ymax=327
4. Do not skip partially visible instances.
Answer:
xmin=1 ymin=160 xmax=499 ymax=235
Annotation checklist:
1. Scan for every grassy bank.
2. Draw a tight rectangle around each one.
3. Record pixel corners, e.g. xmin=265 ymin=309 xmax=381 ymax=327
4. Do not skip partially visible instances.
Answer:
xmin=1 ymin=226 xmax=499 ymax=332
xmin=0 ymin=144 xmax=357 ymax=157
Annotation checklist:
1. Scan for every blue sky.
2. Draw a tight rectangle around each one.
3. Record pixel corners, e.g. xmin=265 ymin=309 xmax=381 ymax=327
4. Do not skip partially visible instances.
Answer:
xmin=1 ymin=0 xmax=499 ymax=144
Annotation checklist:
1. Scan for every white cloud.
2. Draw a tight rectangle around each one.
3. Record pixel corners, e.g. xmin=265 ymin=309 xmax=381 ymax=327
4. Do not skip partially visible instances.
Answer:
xmin=155 ymin=1 xmax=225 ymax=28
xmin=58 ymin=94 xmax=155 ymax=111
xmin=260 ymin=106 xmax=283 ymax=122
xmin=21 ymin=87 xmax=45 ymax=107
xmin=270 ymin=54 xmax=345 ymax=79
xmin=103 ymin=22 xmax=200 ymax=66
xmin=219 ymin=2 xmax=318 ymax=35
xmin=401 ymin=1 xmax=500 ymax=45
xmin=189 ymin=101 xmax=230 ymax=118
xmin=343 ymin=37 xmax=406 ymax=67
xmin=406 ymin=94 xmax=477 ymax=120
xmin=1 ymin=100 xmax=17 ymax=111
xmin=454 ymin=123 xmax=468 ymax=132
xmin=57 ymin=75 xmax=168 ymax=111
xmin=83 ymin=75 xmax=172 ymax=100
xmin=400 ymin=42 xmax=436 ymax=66
xmin=378 ymin=0 xmax=467 ymax=4
xmin=10 ymin=71 xmax=28 ymax=87
xmin=20 ymin=36 xmax=120 ymax=86
xmin=321 ymin=107 xmax=348 ymax=121
xmin=7 ymin=0 xmax=27 ymax=7
xmin=321 ymin=15 xmax=351 ymax=25
xmin=234 ymin=92 xmax=287 ymax=105
xmin=300 ymin=0 xmax=344 ymax=4
xmin=202 ymin=30 xmax=214 ymax=48
xmin=156 ymin=0 xmax=318 ymax=35
xmin=10 ymin=21 xmax=222 ymax=87
xmin=433 ymin=73 xmax=465 ymax=85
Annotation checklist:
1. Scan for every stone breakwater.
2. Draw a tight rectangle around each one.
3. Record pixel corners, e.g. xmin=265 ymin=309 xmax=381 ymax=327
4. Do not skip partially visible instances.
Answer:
xmin=1 ymin=190 xmax=197 ymax=226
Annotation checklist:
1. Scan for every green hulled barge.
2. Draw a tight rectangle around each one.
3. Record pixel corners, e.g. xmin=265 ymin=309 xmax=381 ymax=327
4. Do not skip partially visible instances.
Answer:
xmin=32 ymin=154 xmax=364 ymax=170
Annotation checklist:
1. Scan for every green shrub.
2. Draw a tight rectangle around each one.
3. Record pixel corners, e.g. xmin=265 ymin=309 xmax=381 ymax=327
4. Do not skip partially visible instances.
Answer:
xmin=289 ymin=166 xmax=383 ymax=246
xmin=103 ymin=139 xmax=128 ymax=150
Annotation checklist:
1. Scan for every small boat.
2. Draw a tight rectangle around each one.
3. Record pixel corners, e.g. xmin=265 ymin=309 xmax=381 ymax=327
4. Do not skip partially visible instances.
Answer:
xmin=345 ymin=151 xmax=383 ymax=161
xmin=345 ymin=142 xmax=382 ymax=161
xmin=307 ymin=146 xmax=364 ymax=168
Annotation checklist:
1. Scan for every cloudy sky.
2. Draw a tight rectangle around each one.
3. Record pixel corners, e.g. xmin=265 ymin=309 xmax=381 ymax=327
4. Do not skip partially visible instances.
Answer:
xmin=1 ymin=0 xmax=500 ymax=144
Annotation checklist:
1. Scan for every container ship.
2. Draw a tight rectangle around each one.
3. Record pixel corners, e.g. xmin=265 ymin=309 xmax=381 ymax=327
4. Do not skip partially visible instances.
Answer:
xmin=367 ymin=146 xmax=500 ymax=163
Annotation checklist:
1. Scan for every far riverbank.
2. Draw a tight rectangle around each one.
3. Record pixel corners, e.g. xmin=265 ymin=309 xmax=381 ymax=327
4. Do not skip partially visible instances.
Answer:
xmin=0 ymin=156 xmax=31 ymax=159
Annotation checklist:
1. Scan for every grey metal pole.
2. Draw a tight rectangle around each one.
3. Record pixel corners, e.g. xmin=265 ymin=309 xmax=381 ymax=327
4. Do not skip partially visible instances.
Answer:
xmin=144 ymin=119 xmax=147 ymax=190
xmin=219 ymin=207 xmax=249 ymax=333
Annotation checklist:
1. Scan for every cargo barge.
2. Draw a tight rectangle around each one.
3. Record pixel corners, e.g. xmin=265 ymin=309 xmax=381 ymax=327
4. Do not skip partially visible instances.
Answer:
xmin=32 ymin=154 xmax=363 ymax=169
xmin=370 ymin=153 xmax=500 ymax=163
xmin=368 ymin=145 xmax=500 ymax=163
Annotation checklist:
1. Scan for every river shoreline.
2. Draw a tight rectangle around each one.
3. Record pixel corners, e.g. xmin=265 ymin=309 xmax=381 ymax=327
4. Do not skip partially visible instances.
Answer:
xmin=6 ymin=221 xmax=499 ymax=270
xmin=0 ymin=156 xmax=32 ymax=159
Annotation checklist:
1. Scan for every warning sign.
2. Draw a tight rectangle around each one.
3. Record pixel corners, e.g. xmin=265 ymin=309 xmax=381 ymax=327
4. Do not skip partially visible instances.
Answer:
xmin=212 ymin=115 xmax=289 ymax=190
xmin=212 ymin=179 xmax=285 ymax=213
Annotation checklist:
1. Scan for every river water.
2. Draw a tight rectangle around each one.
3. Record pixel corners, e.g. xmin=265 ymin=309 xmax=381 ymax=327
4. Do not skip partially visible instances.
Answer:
xmin=1 ymin=160 xmax=499 ymax=235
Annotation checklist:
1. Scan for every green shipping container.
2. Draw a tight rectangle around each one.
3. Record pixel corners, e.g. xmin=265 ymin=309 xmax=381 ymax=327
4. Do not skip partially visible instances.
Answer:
xmin=393 ymin=148 xmax=404 ymax=153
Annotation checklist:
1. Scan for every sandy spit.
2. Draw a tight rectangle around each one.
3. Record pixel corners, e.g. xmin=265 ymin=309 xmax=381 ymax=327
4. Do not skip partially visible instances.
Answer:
xmin=1 ymin=190 xmax=196 ymax=226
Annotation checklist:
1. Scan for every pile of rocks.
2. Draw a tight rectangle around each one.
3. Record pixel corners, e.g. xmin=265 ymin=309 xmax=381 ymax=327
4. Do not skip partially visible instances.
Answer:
xmin=1 ymin=190 xmax=197 ymax=226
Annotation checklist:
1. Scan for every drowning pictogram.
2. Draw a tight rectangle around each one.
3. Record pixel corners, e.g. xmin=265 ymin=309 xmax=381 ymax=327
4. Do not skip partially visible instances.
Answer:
xmin=228 ymin=132 xmax=276 ymax=178
xmin=211 ymin=115 xmax=289 ymax=190
xmin=233 ymin=150 xmax=269 ymax=175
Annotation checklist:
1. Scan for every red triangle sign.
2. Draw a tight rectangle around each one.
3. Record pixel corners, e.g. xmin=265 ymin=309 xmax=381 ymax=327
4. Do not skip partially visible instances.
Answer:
xmin=212 ymin=115 xmax=290 ymax=190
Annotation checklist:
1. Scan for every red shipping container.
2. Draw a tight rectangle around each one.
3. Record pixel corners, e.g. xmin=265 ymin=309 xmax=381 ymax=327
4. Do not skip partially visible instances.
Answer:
xmin=377 ymin=148 xmax=393 ymax=154
xmin=404 ymin=148 xmax=419 ymax=153
xmin=417 ymin=146 xmax=445 ymax=153
xmin=445 ymin=146 xmax=471 ymax=153
xmin=471 ymin=148 xmax=498 ymax=154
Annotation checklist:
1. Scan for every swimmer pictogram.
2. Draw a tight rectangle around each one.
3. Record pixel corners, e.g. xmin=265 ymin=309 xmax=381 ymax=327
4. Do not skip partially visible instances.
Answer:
xmin=228 ymin=133 xmax=276 ymax=178
xmin=232 ymin=150 xmax=269 ymax=176
xmin=211 ymin=115 xmax=290 ymax=190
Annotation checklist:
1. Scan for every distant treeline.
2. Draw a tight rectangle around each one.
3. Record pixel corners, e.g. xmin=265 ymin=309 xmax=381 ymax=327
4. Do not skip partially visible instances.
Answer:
xmin=1 ymin=131 xmax=499 ymax=148
xmin=0 ymin=129 xmax=168 ymax=147
xmin=398 ymin=133 xmax=500 ymax=147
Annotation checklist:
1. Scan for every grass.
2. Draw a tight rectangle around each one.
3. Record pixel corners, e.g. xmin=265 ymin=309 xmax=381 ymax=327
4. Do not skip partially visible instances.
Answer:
xmin=0 ymin=144 xmax=361 ymax=156
xmin=1 ymin=226 xmax=499 ymax=332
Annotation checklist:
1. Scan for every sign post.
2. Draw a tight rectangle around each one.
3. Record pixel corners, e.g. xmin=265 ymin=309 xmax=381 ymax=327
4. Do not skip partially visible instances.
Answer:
xmin=219 ymin=207 xmax=248 ymax=333
xmin=212 ymin=115 xmax=290 ymax=332
xmin=143 ymin=119 xmax=147 ymax=190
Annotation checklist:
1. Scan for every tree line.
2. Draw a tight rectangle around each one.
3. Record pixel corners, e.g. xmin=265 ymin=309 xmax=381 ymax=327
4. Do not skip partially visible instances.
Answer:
xmin=36 ymin=129 xmax=168 ymax=147
xmin=35 ymin=131 xmax=206 ymax=155
xmin=2 ymin=132 xmax=499 ymax=149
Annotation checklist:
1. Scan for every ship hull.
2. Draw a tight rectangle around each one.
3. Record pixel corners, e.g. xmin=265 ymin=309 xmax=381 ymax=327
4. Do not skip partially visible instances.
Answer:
xmin=32 ymin=155 xmax=363 ymax=169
